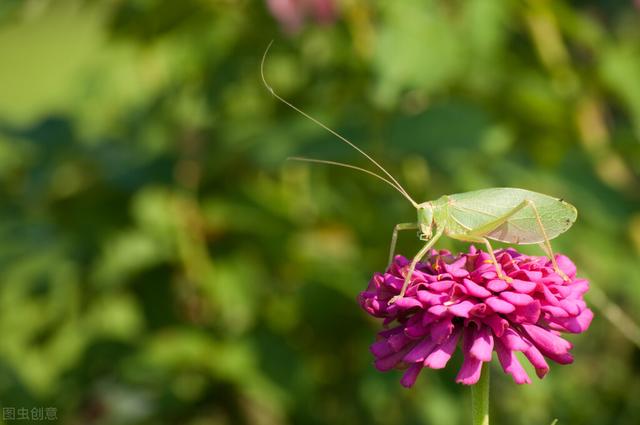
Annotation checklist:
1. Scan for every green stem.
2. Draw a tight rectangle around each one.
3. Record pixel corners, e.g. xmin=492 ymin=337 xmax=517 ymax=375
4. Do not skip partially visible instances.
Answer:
xmin=471 ymin=363 xmax=490 ymax=425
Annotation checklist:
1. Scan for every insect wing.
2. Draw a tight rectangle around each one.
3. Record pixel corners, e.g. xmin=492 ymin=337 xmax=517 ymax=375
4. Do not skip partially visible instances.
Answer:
xmin=446 ymin=188 xmax=577 ymax=244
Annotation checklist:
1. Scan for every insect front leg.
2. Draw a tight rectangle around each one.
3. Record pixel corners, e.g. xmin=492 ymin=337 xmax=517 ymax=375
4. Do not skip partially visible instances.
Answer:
xmin=388 ymin=227 xmax=444 ymax=305
xmin=388 ymin=223 xmax=419 ymax=268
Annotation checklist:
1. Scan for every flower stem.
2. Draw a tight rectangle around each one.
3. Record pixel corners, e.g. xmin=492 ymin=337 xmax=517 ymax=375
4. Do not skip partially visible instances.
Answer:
xmin=471 ymin=363 xmax=490 ymax=425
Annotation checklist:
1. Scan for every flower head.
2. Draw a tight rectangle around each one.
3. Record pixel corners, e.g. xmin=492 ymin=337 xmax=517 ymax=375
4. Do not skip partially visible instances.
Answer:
xmin=266 ymin=0 xmax=337 ymax=33
xmin=359 ymin=246 xmax=593 ymax=387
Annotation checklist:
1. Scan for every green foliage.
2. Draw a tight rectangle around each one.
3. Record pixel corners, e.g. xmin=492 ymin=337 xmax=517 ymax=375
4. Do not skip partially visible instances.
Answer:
xmin=0 ymin=1 xmax=639 ymax=424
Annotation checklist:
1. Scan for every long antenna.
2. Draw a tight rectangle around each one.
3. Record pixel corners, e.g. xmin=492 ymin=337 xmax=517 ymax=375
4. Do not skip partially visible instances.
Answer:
xmin=261 ymin=41 xmax=418 ymax=209
xmin=288 ymin=156 xmax=418 ymax=206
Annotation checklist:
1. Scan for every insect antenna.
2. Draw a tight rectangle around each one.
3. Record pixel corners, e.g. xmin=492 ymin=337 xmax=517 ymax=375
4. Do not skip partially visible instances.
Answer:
xmin=261 ymin=41 xmax=418 ymax=209
xmin=288 ymin=156 xmax=418 ymax=206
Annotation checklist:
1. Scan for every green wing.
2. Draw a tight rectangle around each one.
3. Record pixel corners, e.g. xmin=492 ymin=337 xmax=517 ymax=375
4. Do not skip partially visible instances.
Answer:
xmin=443 ymin=188 xmax=577 ymax=244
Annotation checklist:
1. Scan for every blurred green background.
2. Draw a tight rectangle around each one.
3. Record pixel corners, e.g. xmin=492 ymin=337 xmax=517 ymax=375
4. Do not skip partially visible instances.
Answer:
xmin=0 ymin=0 xmax=639 ymax=424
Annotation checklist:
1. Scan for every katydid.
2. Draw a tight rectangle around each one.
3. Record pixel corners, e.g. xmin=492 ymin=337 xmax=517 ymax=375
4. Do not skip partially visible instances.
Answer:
xmin=261 ymin=43 xmax=577 ymax=304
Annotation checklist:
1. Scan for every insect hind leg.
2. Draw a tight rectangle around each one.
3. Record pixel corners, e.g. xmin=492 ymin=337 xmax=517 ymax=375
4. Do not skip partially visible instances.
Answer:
xmin=526 ymin=201 xmax=570 ymax=281
xmin=449 ymin=233 xmax=512 ymax=282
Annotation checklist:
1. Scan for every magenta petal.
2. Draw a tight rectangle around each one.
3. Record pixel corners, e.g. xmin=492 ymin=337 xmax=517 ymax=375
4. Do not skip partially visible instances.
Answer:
xmin=559 ymin=299 xmax=580 ymax=316
xmin=403 ymin=338 xmax=438 ymax=363
xmin=484 ymin=314 xmax=509 ymax=337
xmin=424 ymin=329 xmax=461 ymax=369
xmin=569 ymin=279 xmax=589 ymax=296
xmin=546 ymin=351 xmax=574 ymax=365
xmin=405 ymin=322 xmax=430 ymax=338
xmin=428 ymin=305 xmax=448 ymax=317
xmin=400 ymin=363 xmax=424 ymax=388
xmin=469 ymin=303 xmax=488 ymax=317
xmin=463 ymin=279 xmax=492 ymax=298
xmin=469 ymin=326 xmax=494 ymax=362
xmin=509 ymin=301 xmax=541 ymax=324
xmin=521 ymin=324 xmax=572 ymax=356
xmin=495 ymin=339 xmax=532 ymax=384
xmin=422 ymin=313 xmax=438 ymax=327
xmin=515 ymin=270 xmax=543 ymax=282
xmin=510 ymin=278 xmax=537 ymax=293
xmin=500 ymin=291 xmax=534 ymax=306
xmin=430 ymin=318 xmax=454 ymax=343
xmin=405 ymin=314 xmax=431 ymax=338
xmin=540 ymin=285 xmax=561 ymax=306
xmin=388 ymin=333 xmax=412 ymax=351
xmin=394 ymin=297 xmax=423 ymax=309
xmin=499 ymin=328 xmax=530 ymax=352
xmin=541 ymin=305 xmax=569 ymax=318
xmin=375 ymin=347 xmax=411 ymax=371
xmin=378 ymin=326 xmax=403 ymax=339
xmin=523 ymin=344 xmax=550 ymax=378
xmin=417 ymin=290 xmax=447 ymax=306
xmin=430 ymin=280 xmax=455 ymax=292
xmin=486 ymin=296 xmax=516 ymax=314
xmin=552 ymin=308 xmax=594 ymax=333
xmin=555 ymin=255 xmax=577 ymax=278
xmin=456 ymin=356 xmax=483 ymax=385
xmin=370 ymin=340 xmax=394 ymax=357
xmin=487 ymin=279 xmax=509 ymax=292
xmin=448 ymin=300 xmax=477 ymax=318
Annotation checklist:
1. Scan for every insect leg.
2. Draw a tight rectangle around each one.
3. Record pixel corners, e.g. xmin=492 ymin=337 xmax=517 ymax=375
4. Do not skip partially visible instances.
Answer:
xmin=388 ymin=223 xmax=419 ymax=268
xmin=480 ymin=238 xmax=510 ymax=281
xmin=526 ymin=201 xmax=570 ymax=281
xmin=448 ymin=233 xmax=512 ymax=281
xmin=451 ymin=200 xmax=531 ymax=280
xmin=388 ymin=227 xmax=444 ymax=304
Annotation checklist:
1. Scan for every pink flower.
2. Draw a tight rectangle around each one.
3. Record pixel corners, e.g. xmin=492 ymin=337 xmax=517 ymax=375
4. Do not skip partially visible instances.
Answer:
xmin=359 ymin=247 xmax=593 ymax=387
xmin=266 ymin=0 xmax=337 ymax=33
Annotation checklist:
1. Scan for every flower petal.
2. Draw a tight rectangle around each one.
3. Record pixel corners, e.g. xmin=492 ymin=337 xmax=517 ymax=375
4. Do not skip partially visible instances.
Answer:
xmin=521 ymin=324 xmax=572 ymax=358
xmin=486 ymin=296 xmax=516 ymax=314
xmin=429 ymin=280 xmax=455 ymax=292
xmin=523 ymin=343 xmax=550 ymax=378
xmin=427 ymin=305 xmax=448 ymax=317
xmin=499 ymin=328 xmax=530 ymax=352
xmin=552 ymin=308 xmax=594 ymax=333
xmin=456 ymin=356 xmax=483 ymax=385
xmin=487 ymin=279 xmax=509 ymax=292
xmin=508 ymin=301 xmax=541 ymax=324
xmin=417 ymin=290 xmax=447 ymax=306
xmin=555 ymin=255 xmax=577 ymax=278
xmin=510 ymin=278 xmax=537 ymax=293
xmin=463 ymin=278 xmax=492 ymax=298
xmin=388 ymin=332 xmax=413 ymax=351
xmin=500 ymin=291 xmax=534 ymax=306
xmin=400 ymin=363 xmax=424 ymax=388
xmin=484 ymin=314 xmax=509 ymax=337
xmin=424 ymin=329 xmax=461 ymax=369
xmin=430 ymin=318 xmax=455 ymax=343
xmin=403 ymin=338 xmax=438 ymax=363
xmin=469 ymin=326 xmax=494 ymax=362
xmin=375 ymin=346 xmax=411 ymax=371
xmin=495 ymin=339 xmax=532 ymax=384
xmin=448 ymin=300 xmax=477 ymax=318
xmin=370 ymin=340 xmax=394 ymax=357
xmin=394 ymin=297 xmax=423 ymax=309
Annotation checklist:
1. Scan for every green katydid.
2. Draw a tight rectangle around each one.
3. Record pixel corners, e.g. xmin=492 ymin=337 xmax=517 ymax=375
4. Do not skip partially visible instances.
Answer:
xmin=261 ymin=43 xmax=577 ymax=304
